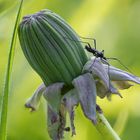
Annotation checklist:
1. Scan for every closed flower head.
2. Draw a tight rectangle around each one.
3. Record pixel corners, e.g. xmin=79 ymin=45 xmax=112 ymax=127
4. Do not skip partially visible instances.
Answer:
xmin=18 ymin=9 xmax=87 ymax=86
xmin=18 ymin=9 xmax=140 ymax=140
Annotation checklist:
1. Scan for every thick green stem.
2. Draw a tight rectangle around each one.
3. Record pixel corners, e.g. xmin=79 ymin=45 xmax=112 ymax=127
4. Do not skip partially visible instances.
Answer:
xmin=95 ymin=112 xmax=121 ymax=140
xmin=0 ymin=1 xmax=23 ymax=140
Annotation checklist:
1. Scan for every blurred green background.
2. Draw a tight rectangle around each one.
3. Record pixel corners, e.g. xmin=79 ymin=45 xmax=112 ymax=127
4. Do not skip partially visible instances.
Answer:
xmin=0 ymin=0 xmax=140 ymax=140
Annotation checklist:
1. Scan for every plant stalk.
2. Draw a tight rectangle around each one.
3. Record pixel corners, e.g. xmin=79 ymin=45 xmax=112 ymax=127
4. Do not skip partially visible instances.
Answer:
xmin=0 ymin=1 xmax=23 ymax=140
xmin=95 ymin=112 xmax=121 ymax=140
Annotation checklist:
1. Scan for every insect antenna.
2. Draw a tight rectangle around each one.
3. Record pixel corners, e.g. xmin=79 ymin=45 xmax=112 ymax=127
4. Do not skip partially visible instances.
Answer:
xmin=106 ymin=57 xmax=133 ymax=74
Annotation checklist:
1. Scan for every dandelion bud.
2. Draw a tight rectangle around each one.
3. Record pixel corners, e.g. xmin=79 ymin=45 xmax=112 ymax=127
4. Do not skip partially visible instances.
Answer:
xmin=19 ymin=9 xmax=140 ymax=140
xmin=18 ymin=9 xmax=87 ymax=85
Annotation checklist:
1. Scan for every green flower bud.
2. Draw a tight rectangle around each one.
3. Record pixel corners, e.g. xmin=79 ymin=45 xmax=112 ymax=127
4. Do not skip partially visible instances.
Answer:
xmin=19 ymin=9 xmax=140 ymax=140
xmin=18 ymin=9 xmax=87 ymax=85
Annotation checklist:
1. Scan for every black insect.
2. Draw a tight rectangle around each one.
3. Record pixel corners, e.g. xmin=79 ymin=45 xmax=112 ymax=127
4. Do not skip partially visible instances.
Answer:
xmin=85 ymin=46 xmax=106 ymax=60
xmin=63 ymin=35 xmax=132 ymax=98
xmin=63 ymin=35 xmax=132 ymax=73
xmin=78 ymin=36 xmax=132 ymax=73
xmin=81 ymin=37 xmax=107 ymax=60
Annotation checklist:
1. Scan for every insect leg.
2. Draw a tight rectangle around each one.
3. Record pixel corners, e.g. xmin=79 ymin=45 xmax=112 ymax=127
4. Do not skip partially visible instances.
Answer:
xmin=78 ymin=36 xmax=96 ymax=49
xmin=101 ymin=58 xmax=111 ymax=92
xmin=62 ymin=36 xmax=91 ymax=48
xmin=106 ymin=57 xmax=133 ymax=74
xmin=101 ymin=50 xmax=104 ymax=54
xmin=89 ymin=57 xmax=97 ymax=72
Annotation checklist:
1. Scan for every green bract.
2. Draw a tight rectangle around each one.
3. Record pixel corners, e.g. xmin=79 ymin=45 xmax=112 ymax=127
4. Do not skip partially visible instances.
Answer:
xmin=18 ymin=9 xmax=87 ymax=85
xmin=18 ymin=9 xmax=140 ymax=140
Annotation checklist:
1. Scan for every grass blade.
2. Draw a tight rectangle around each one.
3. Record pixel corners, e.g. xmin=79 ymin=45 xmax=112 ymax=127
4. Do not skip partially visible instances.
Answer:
xmin=0 ymin=0 xmax=24 ymax=140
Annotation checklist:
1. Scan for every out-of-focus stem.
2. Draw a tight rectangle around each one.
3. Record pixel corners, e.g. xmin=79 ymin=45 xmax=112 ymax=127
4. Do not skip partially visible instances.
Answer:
xmin=0 ymin=1 xmax=23 ymax=140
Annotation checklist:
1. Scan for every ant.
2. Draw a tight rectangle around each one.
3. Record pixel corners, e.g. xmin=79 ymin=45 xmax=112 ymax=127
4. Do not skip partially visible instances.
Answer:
xmin=63 ymin=35 xmax=132 ymax=73
xmin=62 ymin=35 xmax=133 ymax=81
xmin=63 ymin=36 xmax=133 ymax=98
xmin=79 ymin=36 xmax=132 ymax=74
xmin=81 ymin=36 xmax=107 ymax=61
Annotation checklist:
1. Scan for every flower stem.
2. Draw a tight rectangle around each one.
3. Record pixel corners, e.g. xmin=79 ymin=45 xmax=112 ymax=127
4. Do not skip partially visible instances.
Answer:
xmin=0 ymin=1 xmax=23 ymax=140
xmin=95 ymin=112 xmax=121 ymax=140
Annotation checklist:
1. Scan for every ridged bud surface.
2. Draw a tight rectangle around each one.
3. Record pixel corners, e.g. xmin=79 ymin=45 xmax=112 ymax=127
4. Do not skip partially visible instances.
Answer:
xmin=18 ymin=9 xmax=87 ymax=85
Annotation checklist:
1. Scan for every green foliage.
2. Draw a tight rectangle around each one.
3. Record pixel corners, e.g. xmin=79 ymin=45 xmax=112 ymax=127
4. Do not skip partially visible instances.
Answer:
xmin=1 ymin=0 xmax=140 ymax=140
